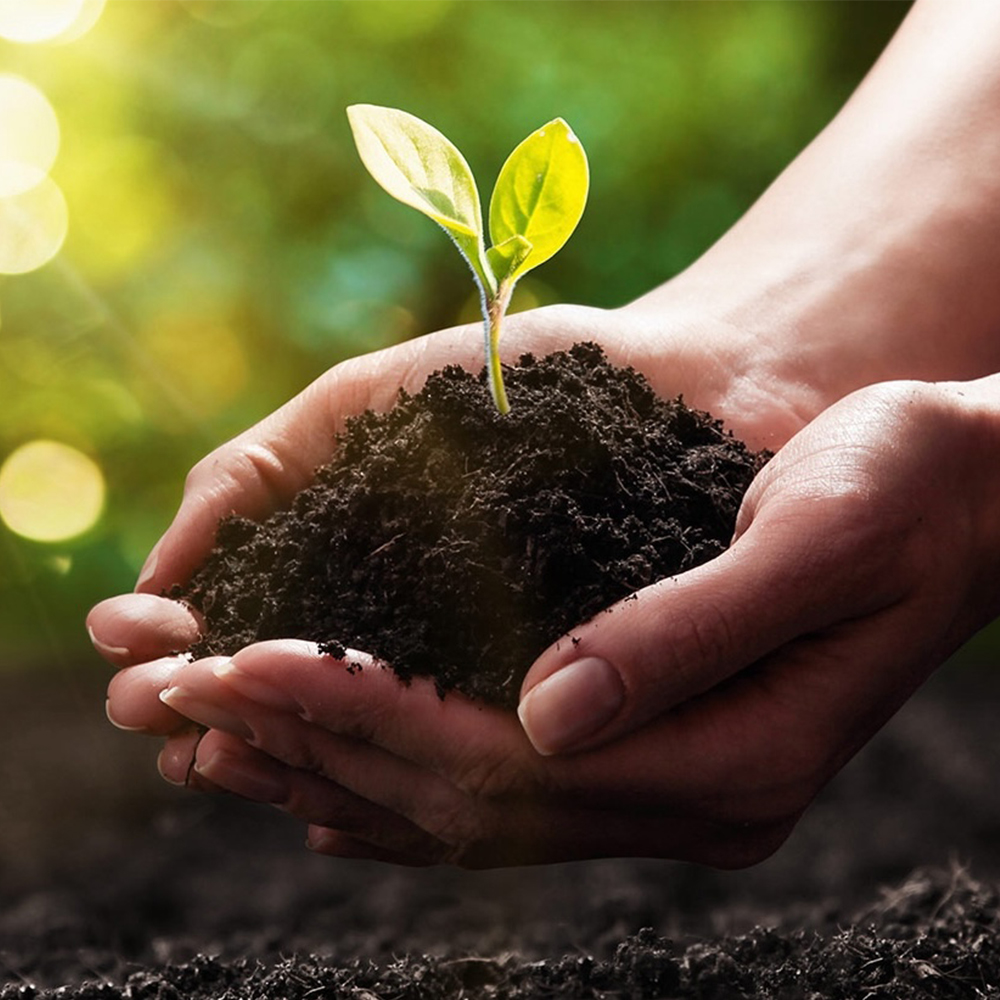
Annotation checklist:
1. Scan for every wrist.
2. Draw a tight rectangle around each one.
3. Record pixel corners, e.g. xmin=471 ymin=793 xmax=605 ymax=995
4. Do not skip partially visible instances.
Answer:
xmin=625 ymin=0 xmax=1000 ymax=436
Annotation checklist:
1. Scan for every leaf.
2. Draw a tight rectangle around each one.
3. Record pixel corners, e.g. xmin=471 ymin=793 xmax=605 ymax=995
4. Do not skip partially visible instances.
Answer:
xmin=488 ymin=118 xmax=588 ymax=286
xmin=347 ymin=104 xmax=492 ymax=293
xmin=347 ymin=104 xmax=482 ymax=237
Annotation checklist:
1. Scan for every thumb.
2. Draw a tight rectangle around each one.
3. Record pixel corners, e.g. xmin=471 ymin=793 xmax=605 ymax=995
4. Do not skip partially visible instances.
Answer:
xmin=516 ymin=510 xmax=884 ymax=756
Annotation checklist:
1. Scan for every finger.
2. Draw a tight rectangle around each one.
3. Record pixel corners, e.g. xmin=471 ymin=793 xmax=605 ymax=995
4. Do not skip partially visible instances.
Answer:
xmin=176 ymin=658 xmax=776 ymax=866
xmin=157 ymin=726 xmax=219 ymax=792
xmin=548 ymin=590 xmax=954 ymax=836
xmin=174 ymin=644 xmax=772 ymax=849
xmin=192 ymin=729 xmax=452 ymax=863
xmin=160 ymin=641 xmax=801 ymax=866
xmin=206 ymin=640 xmax=546 ymax=795
xmin=106 ymin=654 xmax=193 ymax=733
xmin=516 ymin=488 xmax=909 ymax=755
xmin=87 ymin=595 xmax=201 ymax=668
xmin=160 ymin=646 xmax=502 ymax=855
xmin=170 ymin=640 xmax=771 ymax=823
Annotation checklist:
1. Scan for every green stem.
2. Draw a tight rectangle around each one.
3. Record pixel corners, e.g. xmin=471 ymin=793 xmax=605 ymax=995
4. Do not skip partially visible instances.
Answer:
xmin=485 ymin=281 xmax=513 ymax=414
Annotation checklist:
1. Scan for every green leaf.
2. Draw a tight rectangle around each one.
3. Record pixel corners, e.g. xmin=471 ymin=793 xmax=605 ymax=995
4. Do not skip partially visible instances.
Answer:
xmin=347 ymin=104 xmax=492 ymax=293
xmin=488 ymin=118 xmax=589 ymax=286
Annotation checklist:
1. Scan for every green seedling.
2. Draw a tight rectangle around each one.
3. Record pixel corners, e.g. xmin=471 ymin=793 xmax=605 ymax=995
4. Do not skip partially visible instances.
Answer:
xmin=347 ymin=104 xmax=589 ymax=414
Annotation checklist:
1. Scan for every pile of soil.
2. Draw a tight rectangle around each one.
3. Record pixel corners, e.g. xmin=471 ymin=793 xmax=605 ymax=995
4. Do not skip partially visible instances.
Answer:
xmin=179 ymin=343 xmax=767 ymax=707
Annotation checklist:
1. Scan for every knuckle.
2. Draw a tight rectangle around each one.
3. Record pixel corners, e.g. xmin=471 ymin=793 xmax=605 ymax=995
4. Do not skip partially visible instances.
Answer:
xmin=255 ymin=722 xmax=329 ymax=778
xmin=182 ymin=451 xmax=220 ymax=496
xmin=330 ymin=681 xmax=405 ymax=747
xmin=183 ymin=441 xmax=295 ymax=509
xmin=424 ymin=759 xmax=553 ymax=868
xmin=652 ymin=599 xmax=735 ymax=693
xmin=236 ymin=442 xmax=294 ymax=501
xmin=424 ymin=802 xmax=482 ymax=851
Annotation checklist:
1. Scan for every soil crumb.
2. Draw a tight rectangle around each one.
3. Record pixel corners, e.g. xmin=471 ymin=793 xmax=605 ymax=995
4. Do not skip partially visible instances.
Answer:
xmin=178 ymin=343 xmax=767 ymax=707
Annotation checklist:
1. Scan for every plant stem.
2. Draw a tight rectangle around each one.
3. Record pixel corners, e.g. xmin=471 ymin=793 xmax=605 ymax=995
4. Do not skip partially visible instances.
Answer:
xmin=484 ymin=281 xmax=513 ymax=414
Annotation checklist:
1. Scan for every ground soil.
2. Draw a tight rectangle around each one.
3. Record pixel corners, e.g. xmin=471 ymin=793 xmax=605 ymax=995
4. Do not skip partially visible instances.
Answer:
xmin=178 ymin=343 xmax=767 ymax=708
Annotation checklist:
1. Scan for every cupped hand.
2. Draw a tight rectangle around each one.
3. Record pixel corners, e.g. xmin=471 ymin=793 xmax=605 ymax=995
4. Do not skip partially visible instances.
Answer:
xmin=89 ymin=299 xmax=807 ymax=737
xmin=105 ymin=377 xmax=1000 ymax=866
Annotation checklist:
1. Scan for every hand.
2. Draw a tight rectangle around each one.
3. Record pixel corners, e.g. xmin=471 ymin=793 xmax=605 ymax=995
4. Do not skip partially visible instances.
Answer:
xmin=89 ymin=300 xmax=811 ymax=743
xmin=101 ymin=378 xmax=1000 ymax=866
xmin=91 ymin=0 xmax=1000 ymax=863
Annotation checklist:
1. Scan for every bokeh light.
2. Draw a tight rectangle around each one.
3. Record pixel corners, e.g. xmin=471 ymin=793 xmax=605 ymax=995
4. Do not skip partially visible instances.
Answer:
xmin=0 ymin=440 xmax=105 ymax=543
xmin=47 ymin=0 xmax=106 ymax=45
xmin=0 ymin=175 xmax=69 ymax=275
xmin=0 ymin=0 xmax=86 ymax=44
xmin=0 ymin=76 xmax=60 ymax=198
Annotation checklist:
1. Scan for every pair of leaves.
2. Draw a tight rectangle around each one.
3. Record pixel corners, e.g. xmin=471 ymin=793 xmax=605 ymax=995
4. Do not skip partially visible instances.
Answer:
xmin=346 ymin=104 xmax=589 ymax=296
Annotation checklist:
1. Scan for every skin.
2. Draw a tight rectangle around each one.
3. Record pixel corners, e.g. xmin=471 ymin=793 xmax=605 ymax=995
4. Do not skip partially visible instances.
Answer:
xmin=91 ymin=0 xmax=1000 ymax=866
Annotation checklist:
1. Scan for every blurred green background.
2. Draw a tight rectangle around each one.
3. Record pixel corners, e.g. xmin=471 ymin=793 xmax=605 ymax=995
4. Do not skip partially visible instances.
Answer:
xmin=0 ymin=0 xmax=923 ymax=672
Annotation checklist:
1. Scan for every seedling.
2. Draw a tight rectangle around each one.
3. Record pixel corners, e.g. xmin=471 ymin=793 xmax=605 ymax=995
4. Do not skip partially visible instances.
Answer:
xmin=347 ymin=104 xmax=589 ymax=414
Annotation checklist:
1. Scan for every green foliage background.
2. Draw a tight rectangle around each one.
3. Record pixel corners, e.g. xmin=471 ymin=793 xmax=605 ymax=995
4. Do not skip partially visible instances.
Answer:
xmin=0 ymin=0 xmax=915 ymax=670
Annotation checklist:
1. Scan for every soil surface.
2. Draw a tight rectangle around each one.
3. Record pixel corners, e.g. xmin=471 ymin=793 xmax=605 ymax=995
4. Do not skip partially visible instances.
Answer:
xmin=3 ymin=660 xmax=1000 ymax=998
xmin=178 ymin=344 xmax=767 ymax=707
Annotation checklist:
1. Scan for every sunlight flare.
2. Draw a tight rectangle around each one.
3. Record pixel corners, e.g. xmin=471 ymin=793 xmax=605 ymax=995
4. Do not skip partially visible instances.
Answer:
xmin=0 ymin=440 xmax=105 ymax=543
xmin=0 ymin=176 xmax=69 ymax=274
xmin=0 ymin=0 xmax=85 ymax=43
xmin=0 ymin=76 xmax=60 ymax=198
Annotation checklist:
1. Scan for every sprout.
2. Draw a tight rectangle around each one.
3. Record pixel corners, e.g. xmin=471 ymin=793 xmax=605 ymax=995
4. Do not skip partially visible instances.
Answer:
xmin=347 ymin=104 xmax=589 ymax=414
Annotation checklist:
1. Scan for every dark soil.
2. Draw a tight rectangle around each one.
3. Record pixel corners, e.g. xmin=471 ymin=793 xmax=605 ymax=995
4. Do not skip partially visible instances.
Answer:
xmin=8 ymin=869 xmax=1000 ymax=1000
xmin=178 ymin=343 xmax=767 ymax=707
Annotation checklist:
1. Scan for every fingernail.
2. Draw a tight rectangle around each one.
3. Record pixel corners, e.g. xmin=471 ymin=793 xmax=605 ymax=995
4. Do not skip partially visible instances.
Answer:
xmin=306 ymin=828 xmax=337 ymax=853
xmin=105 ymin=699 xmax=148 ymax=733
xmin=88 ymin=625 xmax=131 ymax=662
xmin=195 ymin=749 xmax=287 ymax=804
xmin=157 ymin=751 xmax=189 ymax=787
xmin=517 ymin=657 xmax=624 ymax=755
xmin=157 ymin=727 xmax=206 ymax=788
xmin=135 ymin=541 xmax=161 ymax=593
xmin=159 ymin=685 xmax=255 ymax=740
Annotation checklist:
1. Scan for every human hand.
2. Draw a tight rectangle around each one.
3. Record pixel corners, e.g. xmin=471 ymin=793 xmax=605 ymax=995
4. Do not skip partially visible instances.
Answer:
xmin=89 ymin=298 xmax=810 ymax=748
xmin=102 ymin=377 xmax=1000 ymax=865
xmin=90 ymin=0 xmax=1000 ymax=859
